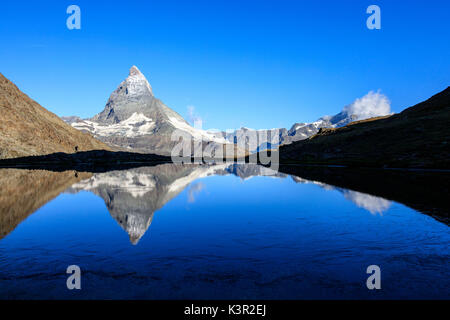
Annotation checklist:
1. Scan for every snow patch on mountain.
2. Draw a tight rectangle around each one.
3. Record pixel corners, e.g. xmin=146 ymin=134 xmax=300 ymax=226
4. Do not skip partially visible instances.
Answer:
xmin=63 ymin=66 xmax=237 ymax=155
xmin=72 ymin=112 xmax=155 ymax=138
xmin=122 ymin=65 xmax=153 ymax=97
xmin=168 ymin=164 xmax=228 ymax=193
xmin=168 ymin=116 xmax=228 ymax=144
xmin=71 ymin=170 xmax=156 ymax=198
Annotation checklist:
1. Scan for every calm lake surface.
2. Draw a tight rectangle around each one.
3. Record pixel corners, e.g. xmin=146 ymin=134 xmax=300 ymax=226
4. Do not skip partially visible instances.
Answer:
xmin=0 ymin=163 xmax=448 ymax=299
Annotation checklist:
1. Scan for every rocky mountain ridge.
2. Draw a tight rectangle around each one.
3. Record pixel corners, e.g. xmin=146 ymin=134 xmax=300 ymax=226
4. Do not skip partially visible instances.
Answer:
xmin=213 ymin=95 xmax=390 ymax=152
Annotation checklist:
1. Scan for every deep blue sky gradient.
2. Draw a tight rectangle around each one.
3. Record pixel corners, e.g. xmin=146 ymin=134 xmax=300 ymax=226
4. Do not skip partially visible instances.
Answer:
xmin=0 ymin=0 xmax=448 ymax=129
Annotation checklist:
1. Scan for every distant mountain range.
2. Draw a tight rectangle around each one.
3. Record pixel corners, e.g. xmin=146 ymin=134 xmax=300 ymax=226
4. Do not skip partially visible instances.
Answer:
xmin=63 ymin=66 xmax=391 ymax=154
xmin=213 ymin=112 xmax=362 ymax=152
xmin=212 ymin=91 xmax=391 ymax=152
xmin=0 ymin=73 xmax=109 ymax=159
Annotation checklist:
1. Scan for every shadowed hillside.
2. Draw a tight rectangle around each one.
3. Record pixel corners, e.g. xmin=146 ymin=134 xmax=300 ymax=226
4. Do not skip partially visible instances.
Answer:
xmin=279 ymin=87 xmax=450 ymax=169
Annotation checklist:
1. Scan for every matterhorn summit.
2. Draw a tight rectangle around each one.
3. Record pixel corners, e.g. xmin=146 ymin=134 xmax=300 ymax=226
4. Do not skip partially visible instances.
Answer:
xmin=123 ymin=65 xmax=154 ymax=97
xmin=91 ymin=65 xmax=164 ymax=125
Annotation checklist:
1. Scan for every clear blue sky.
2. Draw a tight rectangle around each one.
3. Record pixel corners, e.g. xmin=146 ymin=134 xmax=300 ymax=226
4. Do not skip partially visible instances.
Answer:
xmin=0 ymin=0 xmax=448 ymax=130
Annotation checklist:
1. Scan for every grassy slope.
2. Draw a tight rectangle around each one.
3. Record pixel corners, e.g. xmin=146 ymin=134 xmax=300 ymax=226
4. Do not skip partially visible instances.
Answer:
xmin=279 ymin=87 xmax=450 ymax=169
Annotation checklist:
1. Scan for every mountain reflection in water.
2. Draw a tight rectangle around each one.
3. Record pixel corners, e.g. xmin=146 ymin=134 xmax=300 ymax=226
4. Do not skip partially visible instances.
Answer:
xmin=0 ymin=169 xmax=92 ymax=239
xmin=0 ymin=163 xmax=449 ymax=300
xmin=67 ymin=164 xmax=291 ymax=244
xmin=1 ymin=163 xmax=447 ymax=244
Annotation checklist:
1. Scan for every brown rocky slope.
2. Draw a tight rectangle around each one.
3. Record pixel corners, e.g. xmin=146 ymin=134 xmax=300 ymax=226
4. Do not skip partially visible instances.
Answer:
xmin=0 ymin=73 xmax=110 ymax=159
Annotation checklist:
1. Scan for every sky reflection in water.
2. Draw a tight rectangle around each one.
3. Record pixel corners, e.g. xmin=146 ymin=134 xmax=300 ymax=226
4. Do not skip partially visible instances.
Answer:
xmin=0 ymin=164 xmax=448 ymax=299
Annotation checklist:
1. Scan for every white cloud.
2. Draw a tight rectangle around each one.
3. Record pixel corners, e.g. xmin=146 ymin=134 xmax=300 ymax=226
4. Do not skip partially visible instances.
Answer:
xmin=343 ymin=91 xmax=392 ymax=121
xmin=187 ymin=105 xmax=203 ymax=129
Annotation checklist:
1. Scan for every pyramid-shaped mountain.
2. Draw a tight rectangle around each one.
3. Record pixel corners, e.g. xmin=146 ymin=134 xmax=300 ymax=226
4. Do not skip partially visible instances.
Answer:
xmin=66 ymin=66 xmax=232 ymax=156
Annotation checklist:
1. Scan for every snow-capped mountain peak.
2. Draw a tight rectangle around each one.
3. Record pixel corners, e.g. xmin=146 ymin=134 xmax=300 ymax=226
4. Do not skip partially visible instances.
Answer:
xmin=121 ymin=65 xmax=153 ymax=97
xmin=129 ymin=65 xmax=142 ymax=76
xmin=65 ymin=66 xmax=236 ymax=155
xmin=90 ymin=66 xmax=159 ymax=125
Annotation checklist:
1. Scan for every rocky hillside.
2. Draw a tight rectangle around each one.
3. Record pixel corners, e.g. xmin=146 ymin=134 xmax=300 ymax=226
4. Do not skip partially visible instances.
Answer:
xmin=279 ymin=87 xmax=450 ymax=169
xmin=0 ymin=73 xmax=110 ymax=159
